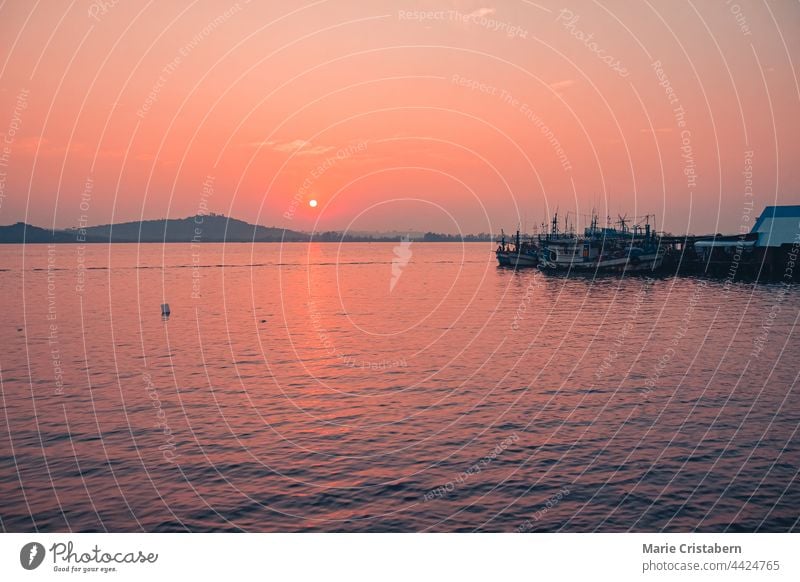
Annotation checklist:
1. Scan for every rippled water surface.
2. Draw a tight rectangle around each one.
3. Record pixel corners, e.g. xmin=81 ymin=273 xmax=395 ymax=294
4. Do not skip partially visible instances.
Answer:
xmin=1 ymin=243 xmax=798 ymax=532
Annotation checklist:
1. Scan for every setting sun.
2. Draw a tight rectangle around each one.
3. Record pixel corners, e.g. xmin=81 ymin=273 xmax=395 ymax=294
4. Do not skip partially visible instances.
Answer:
xmin=309 ymin=199 xmax=318 ymax=208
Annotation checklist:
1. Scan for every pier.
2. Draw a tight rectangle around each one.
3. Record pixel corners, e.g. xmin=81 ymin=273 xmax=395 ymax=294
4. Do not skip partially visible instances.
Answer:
xmin=498 ymin=206 xmax=800 ymax=281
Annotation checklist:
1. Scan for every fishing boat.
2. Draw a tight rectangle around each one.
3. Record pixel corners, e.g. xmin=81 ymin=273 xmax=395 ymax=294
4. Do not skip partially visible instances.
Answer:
xmin=496 ymin=229 xmax=539 ymax=267
xmin=538 ymin=213 xmax=664 ymax=273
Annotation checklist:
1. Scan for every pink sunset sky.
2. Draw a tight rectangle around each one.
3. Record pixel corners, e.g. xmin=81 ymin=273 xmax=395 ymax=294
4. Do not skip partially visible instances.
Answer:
xmin=0 ymin=0 xmax=798 ymax=235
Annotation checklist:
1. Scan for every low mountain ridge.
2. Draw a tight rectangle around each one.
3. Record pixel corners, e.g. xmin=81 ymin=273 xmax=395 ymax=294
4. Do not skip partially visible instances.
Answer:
xmin=0 ymin=214 xmax=309 ymax=243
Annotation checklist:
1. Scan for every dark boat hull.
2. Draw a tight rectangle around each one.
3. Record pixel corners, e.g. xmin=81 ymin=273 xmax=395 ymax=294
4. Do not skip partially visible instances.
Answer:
xmin=496 ymin=251 xmax=538 ymax=268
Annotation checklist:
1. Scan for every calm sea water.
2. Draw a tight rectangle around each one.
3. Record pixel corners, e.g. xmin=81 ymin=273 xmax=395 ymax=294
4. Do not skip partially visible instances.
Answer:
xmin=0 ymin=242 xmax=798 ymax=532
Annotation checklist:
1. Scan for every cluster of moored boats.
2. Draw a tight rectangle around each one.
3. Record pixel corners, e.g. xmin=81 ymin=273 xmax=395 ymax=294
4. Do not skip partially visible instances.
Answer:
xmin=497 ymin=213 xmax=665 ymax=273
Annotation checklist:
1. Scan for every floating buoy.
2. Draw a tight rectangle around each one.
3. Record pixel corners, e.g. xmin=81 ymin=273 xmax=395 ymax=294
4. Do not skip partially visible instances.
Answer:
xmin=161 ymin=303 xmax=171 ymax=317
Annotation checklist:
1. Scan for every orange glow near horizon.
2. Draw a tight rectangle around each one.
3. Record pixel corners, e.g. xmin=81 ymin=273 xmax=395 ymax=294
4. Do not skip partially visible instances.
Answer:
xmin=0 ymin=1 xmax=798 ymax=235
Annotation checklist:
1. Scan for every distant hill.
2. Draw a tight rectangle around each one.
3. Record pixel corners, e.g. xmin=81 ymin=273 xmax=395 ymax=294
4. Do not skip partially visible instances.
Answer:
xmin=76 ymin=214 xmax=309 ymax=242
xmin=0 ymin=214 xmax=309 ymax=243
xmin=0 ymin=222 xmax=76 ymax=243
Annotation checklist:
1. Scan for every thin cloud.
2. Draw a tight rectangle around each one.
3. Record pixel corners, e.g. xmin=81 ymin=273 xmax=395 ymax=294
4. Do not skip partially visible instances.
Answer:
xmin=465 ymin=7 xmax=495 ymax=18
xmin=299 ymin=145 xmax=337 ymax=155
xmin=549 ymin=80 xmax=576 ymax=90
xmin=248 ymin=139 xmax=335 ymax=156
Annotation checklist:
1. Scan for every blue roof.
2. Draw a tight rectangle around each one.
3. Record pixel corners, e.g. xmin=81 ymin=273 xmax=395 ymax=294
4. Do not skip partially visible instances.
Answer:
xmin=751 ymin=205 xmax=800 ymax=233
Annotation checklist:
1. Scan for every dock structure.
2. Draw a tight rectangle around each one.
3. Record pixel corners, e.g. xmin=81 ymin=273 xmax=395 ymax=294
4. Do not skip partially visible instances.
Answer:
xmin=496 ymin=205 xmax=799 ymax=281
xmin=659 ymin=206 xmax=800 ymax=281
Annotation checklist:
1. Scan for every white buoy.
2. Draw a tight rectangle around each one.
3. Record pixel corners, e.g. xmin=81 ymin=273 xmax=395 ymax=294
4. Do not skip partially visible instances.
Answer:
xmin=161 ymin=303 xmax=171 ymax=317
